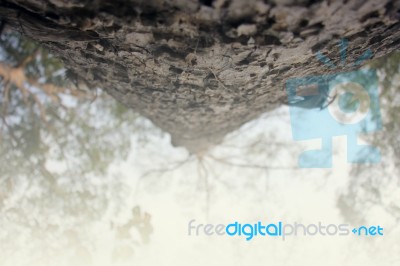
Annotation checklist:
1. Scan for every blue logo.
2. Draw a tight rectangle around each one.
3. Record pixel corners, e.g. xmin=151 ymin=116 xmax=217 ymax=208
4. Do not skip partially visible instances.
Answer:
xmin=285 ymin=39 xmax=382 ymax=168
xmin=187 ymin=219 xmax=384 ymax=241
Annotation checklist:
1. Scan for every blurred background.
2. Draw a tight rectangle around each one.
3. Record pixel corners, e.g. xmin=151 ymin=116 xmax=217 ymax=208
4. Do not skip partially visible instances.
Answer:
xmin=0 ymin=31 xmax=399 ymax=266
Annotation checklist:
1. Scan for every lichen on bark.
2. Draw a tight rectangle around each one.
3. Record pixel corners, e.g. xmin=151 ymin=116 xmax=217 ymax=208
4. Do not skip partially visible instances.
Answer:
xmin=1 ymin=0 xmax=399 ymax=153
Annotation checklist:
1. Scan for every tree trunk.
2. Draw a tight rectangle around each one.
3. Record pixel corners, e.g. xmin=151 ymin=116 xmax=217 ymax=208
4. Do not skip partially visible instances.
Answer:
xmin=1 ymin=0 xmax=399 ymax=153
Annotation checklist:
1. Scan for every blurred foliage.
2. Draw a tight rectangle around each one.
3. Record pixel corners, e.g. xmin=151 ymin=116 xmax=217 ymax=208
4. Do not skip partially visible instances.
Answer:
xmin=0 ymin=31 xmax=155 ymax=262
xmin=0 ymin=31 xmax=140 ymax=179
xmin=339 ymin=52 xmax=400 ymax=224
xmin=374 ymin=52 xmax=400 ymax=163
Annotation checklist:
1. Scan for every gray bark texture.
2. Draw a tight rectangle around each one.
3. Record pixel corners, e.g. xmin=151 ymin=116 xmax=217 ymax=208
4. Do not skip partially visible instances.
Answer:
xmin=1 ymin=0 xmax=399 ymax=153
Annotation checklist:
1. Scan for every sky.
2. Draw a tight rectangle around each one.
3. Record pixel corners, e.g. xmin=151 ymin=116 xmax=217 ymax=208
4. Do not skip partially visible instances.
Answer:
xmin=3 ymin=104 xmax=398 ymax=266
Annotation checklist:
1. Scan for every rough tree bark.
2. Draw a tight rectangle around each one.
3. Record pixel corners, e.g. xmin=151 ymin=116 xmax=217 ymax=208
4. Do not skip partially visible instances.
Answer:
xmin=1 ymin=0 xmax=399 ymax=153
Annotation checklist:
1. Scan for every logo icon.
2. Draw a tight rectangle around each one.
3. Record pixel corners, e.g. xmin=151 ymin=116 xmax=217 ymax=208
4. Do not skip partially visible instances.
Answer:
xmin=286 ymin=39 xmax=382 ymax=168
